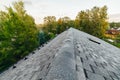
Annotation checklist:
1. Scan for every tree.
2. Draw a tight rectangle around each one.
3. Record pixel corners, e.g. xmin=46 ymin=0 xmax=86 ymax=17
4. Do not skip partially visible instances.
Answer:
xmin=109 ymin=22 xmax=120 ymax=28
xmin=0 ymin=1 xmax=39 ymax=72
xmin=56 ymin=18 xmax=62 ymax=34
xmin=61 ymin=16 xmax=71 ymax=29
xmin=76 ymin=10 xmax=91 ymax=31
xmin=76 ymin=6 xmax=109 ymax=38
xmin=57 ymin=16 xmax=74 ymax=33
xmin=43 ymin=16 xmax=57 ymax=33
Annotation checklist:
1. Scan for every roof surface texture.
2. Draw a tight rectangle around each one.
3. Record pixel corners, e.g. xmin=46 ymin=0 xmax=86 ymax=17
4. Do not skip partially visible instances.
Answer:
xmin=0 ymin=28 xmax=120 ymax=80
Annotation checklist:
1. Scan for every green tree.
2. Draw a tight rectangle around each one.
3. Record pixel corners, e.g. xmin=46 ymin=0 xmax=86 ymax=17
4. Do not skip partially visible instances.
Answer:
xmin=109 ymin=22 xmax=120 ymax=28
xmin=0 ymin=1 xmax=38 ymax=72
xmin=56 ymin=18 xmax=62 ymax=34
xmin=57 ymin=16 xmax=74 ymax=33
xmin=43 ymin=16 xmax=57 ymax=33
xmin=76 ymin=6 xmax=108 ymax=38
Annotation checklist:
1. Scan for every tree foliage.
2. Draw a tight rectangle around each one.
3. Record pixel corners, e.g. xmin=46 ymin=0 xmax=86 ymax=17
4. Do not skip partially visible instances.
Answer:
xmin=75 ymin=6 xmax=108 ymax=38
xmin=0 ymin=1 xmax=38 ymax=72
xmin=109 ymin=22 xmax=120 ymax=28
xmin=41 ymin=6 xmax=108 ymax=40
xmin=43 ymin=16 xmax=57 ymax=33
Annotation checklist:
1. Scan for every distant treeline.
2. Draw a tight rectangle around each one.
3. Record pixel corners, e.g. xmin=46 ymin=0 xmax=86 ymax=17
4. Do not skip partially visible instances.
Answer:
xmin=38 ymin=5 xmax=108 ymax=39
xmin=109 ymin=22 xmax=120 ymax=28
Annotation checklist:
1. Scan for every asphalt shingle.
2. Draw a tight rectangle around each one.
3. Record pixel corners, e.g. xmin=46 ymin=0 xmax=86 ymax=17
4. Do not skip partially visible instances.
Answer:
xmin=0 ymin=28 xmax=120 ymax=80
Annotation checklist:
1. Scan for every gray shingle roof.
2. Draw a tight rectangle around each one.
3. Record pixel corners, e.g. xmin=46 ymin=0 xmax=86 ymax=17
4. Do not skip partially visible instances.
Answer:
xmin=0 ymin=28 xmax=120 ymax=80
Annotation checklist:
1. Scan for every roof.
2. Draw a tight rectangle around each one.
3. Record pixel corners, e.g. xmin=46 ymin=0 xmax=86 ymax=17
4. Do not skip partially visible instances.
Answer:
xmin=0 ymin=28 xmax=120 ymax=80
xmin=107 ymin=29 xmax=120 ymax=35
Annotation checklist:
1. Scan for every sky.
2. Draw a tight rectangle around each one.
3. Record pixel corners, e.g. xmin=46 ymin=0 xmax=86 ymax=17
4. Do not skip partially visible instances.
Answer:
xmin=0 ymin=0 xmax=120 ymax=24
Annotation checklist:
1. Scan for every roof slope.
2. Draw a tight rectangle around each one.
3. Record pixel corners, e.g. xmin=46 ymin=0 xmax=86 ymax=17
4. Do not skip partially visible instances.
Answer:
xmin=0 ymin=28 xmax=120 ymax=80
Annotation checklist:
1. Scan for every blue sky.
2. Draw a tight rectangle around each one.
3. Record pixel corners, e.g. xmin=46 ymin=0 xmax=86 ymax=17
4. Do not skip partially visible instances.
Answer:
xmin=0 ymin=0 xmax=120 ymax=23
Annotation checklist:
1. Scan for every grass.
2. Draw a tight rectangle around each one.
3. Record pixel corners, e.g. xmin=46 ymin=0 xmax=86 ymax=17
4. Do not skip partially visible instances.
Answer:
xmin=103 ymin=38 xmax=120 ymax=48
xmin=112 ymin=43 xmax=120 ymax=48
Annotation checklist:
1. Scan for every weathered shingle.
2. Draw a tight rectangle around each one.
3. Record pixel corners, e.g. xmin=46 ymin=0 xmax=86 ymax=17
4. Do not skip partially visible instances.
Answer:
xmin=0 ymin=28 xmax=120 ymax=80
